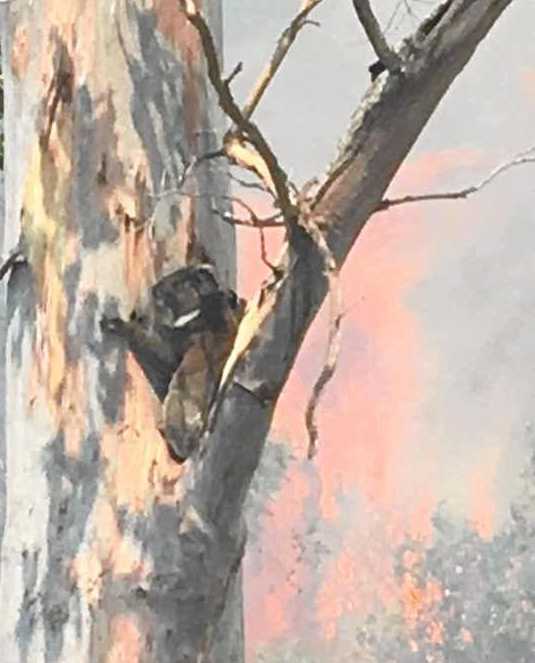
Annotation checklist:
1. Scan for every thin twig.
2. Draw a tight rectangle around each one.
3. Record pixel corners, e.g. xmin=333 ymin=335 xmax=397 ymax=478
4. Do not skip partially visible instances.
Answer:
xmin=227 ymin=195 xmax=283 ymax=226
xmin=212 ymin=207 xmax=284 ymax=229
xmin=224 ymin=61 xmax=243 ymax=87
xmin=242 ymin=0 xmax=325 ymax=121
xmin=150 ymin=183 xmax=285 ymax=231
xmin=229 ymin=171 xmax=275 ymax=198
xmin=179 ymin=0 xmax=296 ymax=224
xmin=402 ymin=0 xmax=418 ymax=23
xmin=303 ymin=218 xmax=343 ymax=460
xmin=294 ymin=179 xmax=344 ymax=458
xmin=384 ymin=0 xmax=405 ymax=36
xmin=150 ymin=185 xmax=284 ymax=228
xmin=258 ymin=226 xmax=281 ymax=275
xmin=305 ymin=276 xmax=342 ymax=460
xmin=378 ymin=148 xmax=535 ymax=211
xmin=352 ymin=0 xmax=402 ymax=74
xmin=157 ymin=147 xmax=226 ymax=199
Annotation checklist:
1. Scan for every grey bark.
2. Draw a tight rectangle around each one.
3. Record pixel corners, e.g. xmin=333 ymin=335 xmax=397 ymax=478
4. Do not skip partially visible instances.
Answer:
xmin=0 ymin=1 xmax=240 ymax=661
xmin=0 ymin=171 xmax=5 ymax=557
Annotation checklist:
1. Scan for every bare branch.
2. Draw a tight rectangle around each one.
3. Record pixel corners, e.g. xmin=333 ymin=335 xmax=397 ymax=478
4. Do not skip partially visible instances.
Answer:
xmin=187 ymin=0 xmax=515 ymax=531
xmin=212 ymin=206 xmax=284 ymax=229
xmin=257 ymin=226 xmax=285 ymax=277
xmin=224 ymin=195 xmax=284 ymax=226
xmin=378 ymin=148 xmax=535 ymax=211
xmin=178 ymin=1 xmax=242 ymax=128
xmin=224 ymin=61 xmax=243 ymax=87
xmin=156 ymin=147 xmax=226 ymax=200
xmin=384 ymin=1 xmax=405 ymax=37
xmin=303 ymin=219 xmax=343 ymax=459
xmin=229 ymin=171 xmax=275 ymax=198
xmin=215 ymin=191 xmax=284 ymax=274
xmin=352 ymin=0 xmax=402 ymax=74
xmin=242 ymin=0 xmax=325 ymax=121
xmin=150 ymin=182 xmax=284 ymax=235
xmin=150 ymin=182 xmax=284 ymax=228
xmin=179 ymin=0 xmax=296 ymax=224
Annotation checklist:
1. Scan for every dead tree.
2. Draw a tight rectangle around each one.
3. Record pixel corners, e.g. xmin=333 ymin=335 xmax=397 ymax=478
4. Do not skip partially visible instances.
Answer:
xmin=0 ymin=1 xmax=519 ymax=661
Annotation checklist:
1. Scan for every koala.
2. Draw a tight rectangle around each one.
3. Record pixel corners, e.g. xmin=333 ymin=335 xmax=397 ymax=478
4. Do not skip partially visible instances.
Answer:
xmin=101 ymin=264 xmax=244 ymax=461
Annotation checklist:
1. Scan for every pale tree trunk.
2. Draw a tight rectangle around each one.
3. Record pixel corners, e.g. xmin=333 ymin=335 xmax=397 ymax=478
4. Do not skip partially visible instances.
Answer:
xmin=0 ymin=0 xmax=515 ymax=662
xmin=0 ymin=1 xmax=241 ymax=661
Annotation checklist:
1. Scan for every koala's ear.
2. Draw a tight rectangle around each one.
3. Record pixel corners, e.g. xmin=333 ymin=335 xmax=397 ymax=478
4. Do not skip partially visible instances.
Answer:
xmin=192 ymin=264 xmax=220 ymax=294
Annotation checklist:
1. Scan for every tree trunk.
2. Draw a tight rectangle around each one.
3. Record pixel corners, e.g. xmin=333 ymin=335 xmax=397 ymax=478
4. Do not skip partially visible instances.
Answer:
xmin=0 ymin=1 xmax=241 ymax=661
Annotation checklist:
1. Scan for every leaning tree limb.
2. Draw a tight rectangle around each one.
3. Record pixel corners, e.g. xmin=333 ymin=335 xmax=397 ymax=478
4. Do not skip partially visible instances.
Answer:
xmin=187 ymin=0 xmax=515 ymax=530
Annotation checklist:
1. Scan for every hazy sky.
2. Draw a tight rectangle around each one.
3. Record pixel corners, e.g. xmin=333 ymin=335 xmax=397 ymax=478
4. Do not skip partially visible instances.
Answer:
xmin=222 ymin=2 xmax=535 ymax=660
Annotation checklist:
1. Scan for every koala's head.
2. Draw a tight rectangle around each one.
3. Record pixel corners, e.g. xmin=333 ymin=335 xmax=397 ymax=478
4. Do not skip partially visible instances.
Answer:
xmin=150 ymin=264 xmax=216 ymax=315
xmin=133 ymin=264 xmax=245 ymax=336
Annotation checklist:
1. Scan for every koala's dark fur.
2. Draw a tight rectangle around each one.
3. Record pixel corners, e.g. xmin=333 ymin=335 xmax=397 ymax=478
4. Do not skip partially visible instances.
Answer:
xmin=101 ymin=264 xmax=244 ymax=461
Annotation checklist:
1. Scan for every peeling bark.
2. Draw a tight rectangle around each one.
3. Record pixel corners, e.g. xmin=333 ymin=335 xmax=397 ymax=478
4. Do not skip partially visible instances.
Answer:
xmin=0 ymin=1 xmax=238 ymax=661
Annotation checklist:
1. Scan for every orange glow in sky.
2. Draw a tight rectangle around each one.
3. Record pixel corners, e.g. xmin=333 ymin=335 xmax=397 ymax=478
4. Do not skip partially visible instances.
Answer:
xmin=239 ymin=150 xmax=503 ymax=657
